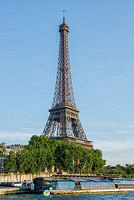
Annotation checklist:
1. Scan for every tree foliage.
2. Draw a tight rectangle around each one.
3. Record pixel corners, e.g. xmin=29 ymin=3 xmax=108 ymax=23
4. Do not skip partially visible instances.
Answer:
xmin=101 ymin=164 xmax=134 ymax=178
xmin=4 ymin=135 xmax=105 ymax=174
xmin=0 ymin=142 xmax=6 ymax=157
xmin=4 ymin=151 xmax=16 ymax=173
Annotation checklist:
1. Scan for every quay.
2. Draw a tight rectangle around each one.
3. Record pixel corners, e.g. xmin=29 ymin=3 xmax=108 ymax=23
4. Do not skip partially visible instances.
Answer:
xmin=0 ymin=187 xmax=20 ymax=195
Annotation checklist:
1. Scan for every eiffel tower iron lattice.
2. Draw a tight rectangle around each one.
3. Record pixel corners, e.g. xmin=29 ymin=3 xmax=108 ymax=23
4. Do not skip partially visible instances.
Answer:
xmin=42 ymin=16 xmax=93 ymax=149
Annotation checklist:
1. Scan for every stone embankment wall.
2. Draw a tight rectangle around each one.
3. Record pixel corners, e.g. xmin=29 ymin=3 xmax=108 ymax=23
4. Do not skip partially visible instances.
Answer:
xmin=0 ymin=172 xmax=54 ymax=182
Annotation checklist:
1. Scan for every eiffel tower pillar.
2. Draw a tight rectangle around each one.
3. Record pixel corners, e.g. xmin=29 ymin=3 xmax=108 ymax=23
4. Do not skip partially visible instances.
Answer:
xmin=42 ymin=15 xmax=93 ymax=149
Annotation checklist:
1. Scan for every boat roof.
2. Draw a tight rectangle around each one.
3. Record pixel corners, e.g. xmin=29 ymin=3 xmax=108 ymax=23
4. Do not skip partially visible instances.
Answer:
xmin=34 ymin=177 xmax=113 ymax=182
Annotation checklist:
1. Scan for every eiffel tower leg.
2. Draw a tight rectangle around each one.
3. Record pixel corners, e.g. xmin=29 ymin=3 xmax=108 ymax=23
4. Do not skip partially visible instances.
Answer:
xmin=42 ymin=114 xmax=57 ymax=137
xmin=77 ymin=118 xmax=87 ymax=139
xmin=72 ymin=118 xmax=87 ymax=139
xmin=66 ymin=117 xmax=74 ymax=137
xmin=60 ymin=113 xmax=67 ymax=137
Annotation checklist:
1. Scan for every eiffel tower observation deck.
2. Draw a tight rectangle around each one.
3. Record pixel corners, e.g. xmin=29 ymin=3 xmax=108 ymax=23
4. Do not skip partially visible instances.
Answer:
xmin=42 ymin=14 xmax=93 ymax=149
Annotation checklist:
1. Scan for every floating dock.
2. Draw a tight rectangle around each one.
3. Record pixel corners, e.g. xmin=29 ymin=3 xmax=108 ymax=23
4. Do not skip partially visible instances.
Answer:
xmin=51 ymin=188 xmax=134 ymax=195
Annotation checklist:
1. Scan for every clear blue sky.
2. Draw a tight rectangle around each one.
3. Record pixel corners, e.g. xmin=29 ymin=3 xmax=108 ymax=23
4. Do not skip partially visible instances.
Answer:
xmin=0 ymin=0 xmax=134 ymax=165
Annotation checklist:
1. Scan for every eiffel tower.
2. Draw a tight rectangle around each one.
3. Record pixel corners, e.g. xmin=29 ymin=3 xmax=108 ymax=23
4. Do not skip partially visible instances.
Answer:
xmin=42 ymin=14 xmax=93 ymax=149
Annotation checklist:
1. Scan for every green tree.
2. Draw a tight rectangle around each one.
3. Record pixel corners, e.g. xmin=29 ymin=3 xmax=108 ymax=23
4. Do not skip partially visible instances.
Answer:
xmin=4 ymin=151 xmax=16 ymax=173
xmin=4 ymin=134 xmax=106 ymax=176
xmin=92 ymin=149 xmax=106 ymax=172
xmin=0 ymin=142 xmax=6 ymax=157
xmin=55 ymin=142 xmax=74 ymax=172
xmin=85 ymin=150 xmax=93 ymax=174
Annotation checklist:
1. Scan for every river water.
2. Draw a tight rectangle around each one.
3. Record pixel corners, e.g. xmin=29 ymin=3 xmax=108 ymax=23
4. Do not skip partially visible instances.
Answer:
xmin=0 ymin=193 xmax=134 ymax=200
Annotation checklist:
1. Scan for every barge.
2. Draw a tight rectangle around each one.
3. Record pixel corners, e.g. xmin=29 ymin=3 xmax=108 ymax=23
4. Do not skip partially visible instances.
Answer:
xmin=33 ymin=177 xmax=134 ymax=194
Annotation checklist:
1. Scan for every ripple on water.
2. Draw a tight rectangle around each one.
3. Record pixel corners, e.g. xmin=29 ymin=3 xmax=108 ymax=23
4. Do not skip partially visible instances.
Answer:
xmin=0 ymin=193 xmax=134 ymax=200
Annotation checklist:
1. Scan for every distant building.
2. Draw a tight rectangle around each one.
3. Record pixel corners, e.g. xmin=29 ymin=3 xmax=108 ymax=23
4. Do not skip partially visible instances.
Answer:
xmin=5 ymin=145 xmax=23 ymax=155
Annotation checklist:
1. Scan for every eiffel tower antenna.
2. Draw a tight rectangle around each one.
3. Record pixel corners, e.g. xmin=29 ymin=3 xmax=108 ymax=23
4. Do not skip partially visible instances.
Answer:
xmin=63 ymin=10 xmax=65 ymax=23
xmin=63 ymin=10 xmax=65 ymax=17
xmin=42 ymin=14 xmax=93 ymax=149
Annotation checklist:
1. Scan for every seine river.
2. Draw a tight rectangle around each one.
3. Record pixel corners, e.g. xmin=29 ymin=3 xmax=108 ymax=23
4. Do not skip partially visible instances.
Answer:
xmin=0 ymin=193 xmax=134 ymax=200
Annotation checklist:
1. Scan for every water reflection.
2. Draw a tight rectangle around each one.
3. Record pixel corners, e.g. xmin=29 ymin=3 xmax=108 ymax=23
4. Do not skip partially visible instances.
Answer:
xmin=0 ymin=193 xmax=134 ymax=200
